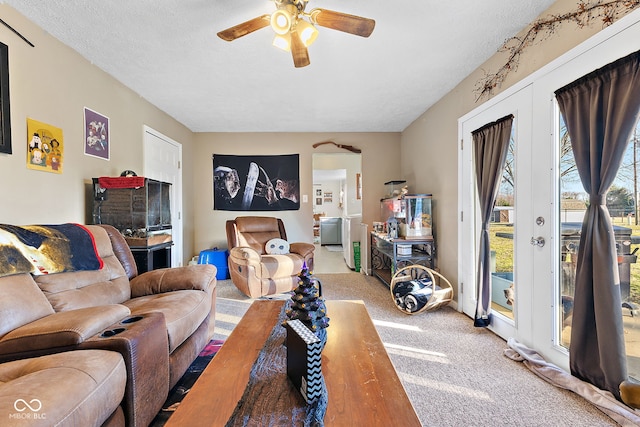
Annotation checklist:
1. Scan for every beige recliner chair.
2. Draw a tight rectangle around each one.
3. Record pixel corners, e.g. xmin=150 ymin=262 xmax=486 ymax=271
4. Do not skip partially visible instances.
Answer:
xmin=226 ymin=216 xmax=315 ymax=298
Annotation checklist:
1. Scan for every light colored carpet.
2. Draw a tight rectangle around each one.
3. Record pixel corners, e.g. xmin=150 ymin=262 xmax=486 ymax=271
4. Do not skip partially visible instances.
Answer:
xmin=212 ymin=273 xmax=618 ymax=426
xmin=322 ymin=245 xmax=343 ymax=252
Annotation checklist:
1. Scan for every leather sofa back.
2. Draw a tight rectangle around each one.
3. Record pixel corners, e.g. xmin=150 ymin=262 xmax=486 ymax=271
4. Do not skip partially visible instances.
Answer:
xmin=227 ymin=217 xmax=287 ymax=255
xmin=96 ymin=224 xmax=138 ymax=280
xmin=34 ymin=225 xmax=131 ymax=312
xmin=0 ymin=273 xmax=55 ymax=337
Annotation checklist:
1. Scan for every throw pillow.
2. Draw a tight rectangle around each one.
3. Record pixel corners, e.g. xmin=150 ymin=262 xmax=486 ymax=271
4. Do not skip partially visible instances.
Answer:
xmin=265 ymin=238 xmax=290 ymax=255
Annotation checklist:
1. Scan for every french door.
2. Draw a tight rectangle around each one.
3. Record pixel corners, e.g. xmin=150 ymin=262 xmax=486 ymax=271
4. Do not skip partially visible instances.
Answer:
xmin=459 ymin=8 xmax=640 ymax=379
xmin=459 ymin=84 xmax=563 ymax=368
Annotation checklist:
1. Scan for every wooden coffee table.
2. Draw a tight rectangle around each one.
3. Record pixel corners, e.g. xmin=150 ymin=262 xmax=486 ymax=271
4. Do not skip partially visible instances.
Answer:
xmin=166 ymin=300 xmax=421 ymax=426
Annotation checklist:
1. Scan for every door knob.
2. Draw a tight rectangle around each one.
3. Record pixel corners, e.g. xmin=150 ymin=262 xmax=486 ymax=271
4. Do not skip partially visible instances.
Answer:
xmin=530 ymin=236 xmax=545 ymax=247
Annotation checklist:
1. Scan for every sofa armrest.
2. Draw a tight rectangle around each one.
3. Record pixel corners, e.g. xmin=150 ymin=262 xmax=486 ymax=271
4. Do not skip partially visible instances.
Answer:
xmin=229 ymin=246 xmax=262 ymax=265
xmin=0 ymin=304 xmax=130 ymax=356
xmin=290 ymin=242 xmax=315 ymax=258
xmin=80 ymin=311 xmax=169 ymax=427
xmin=129 ymin=264 xmax=217 ymax=298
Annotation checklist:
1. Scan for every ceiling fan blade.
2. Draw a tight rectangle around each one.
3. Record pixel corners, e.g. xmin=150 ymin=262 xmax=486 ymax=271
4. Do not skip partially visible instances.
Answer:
xmin=310 ymin=8 xmax=375 ymax=38
xmin=217 ymin=14 xmax=271 ymax=41
xmin=290 ymin=30 xmax=310 ymax=68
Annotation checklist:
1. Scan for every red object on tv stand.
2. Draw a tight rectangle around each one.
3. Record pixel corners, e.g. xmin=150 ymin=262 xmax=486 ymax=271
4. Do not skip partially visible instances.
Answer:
xmin=97 ymin=176 xmax=145 ymax=189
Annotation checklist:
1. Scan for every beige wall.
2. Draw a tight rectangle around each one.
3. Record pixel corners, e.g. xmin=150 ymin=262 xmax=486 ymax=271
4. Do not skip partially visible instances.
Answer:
xmin=0 ymin=6 xmax=401 ymax=264
xmin=0 ymin=5 xmax=196 ymax=259
xmin=400 ymin=0 xmax=637 ymax=290
xmin=191 ymin=132 xmax=401 ymax=256
xmin=3 ymin=1 xmax=633 ymax=276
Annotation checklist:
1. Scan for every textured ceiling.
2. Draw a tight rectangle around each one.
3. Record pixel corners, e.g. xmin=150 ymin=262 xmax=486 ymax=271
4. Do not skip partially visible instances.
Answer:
xmin=4 ymin=0 xmax=557 ymax=132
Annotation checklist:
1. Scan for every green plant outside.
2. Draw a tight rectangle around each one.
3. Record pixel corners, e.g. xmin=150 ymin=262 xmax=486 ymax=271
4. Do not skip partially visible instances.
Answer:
xmin=489 ymin=223 xmax=514 ymax=273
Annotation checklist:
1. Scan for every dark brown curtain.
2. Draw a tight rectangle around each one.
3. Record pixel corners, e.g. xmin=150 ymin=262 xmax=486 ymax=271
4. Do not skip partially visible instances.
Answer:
xmin=472 ymin=115 xmax=513 ymax=327
xmin=555 ymin=49 xmax=640 ymax=399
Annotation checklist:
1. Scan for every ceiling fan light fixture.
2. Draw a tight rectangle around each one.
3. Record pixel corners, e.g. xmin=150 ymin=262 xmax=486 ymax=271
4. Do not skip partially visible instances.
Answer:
xmin=218 ymin=1 xmax=375 ymax=68
xmin=272 ymin=33 xmax=291 ymax=51
xmin=296 ymin=19 xmax=318 ymax=47
xmin=270 ymin=9 xmax=293 ymax=35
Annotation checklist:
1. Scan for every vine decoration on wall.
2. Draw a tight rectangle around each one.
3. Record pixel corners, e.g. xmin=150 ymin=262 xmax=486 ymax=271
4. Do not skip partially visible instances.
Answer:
xmin=474 ymin=0 xmax=640 ymax=102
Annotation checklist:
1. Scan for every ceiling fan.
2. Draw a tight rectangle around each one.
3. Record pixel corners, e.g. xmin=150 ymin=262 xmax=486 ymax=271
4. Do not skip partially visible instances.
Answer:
xmin=217 ymin=0 xmax=375 ymax=68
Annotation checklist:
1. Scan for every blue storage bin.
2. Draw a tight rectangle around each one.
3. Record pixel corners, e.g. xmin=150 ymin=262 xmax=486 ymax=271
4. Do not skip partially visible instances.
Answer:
xmin=198 ymin=248 xmax=230 ymax=280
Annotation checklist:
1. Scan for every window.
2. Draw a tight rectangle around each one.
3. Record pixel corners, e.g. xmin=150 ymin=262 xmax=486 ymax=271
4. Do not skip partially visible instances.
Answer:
xmin=558 ymin=113 xmax=640 ymax=379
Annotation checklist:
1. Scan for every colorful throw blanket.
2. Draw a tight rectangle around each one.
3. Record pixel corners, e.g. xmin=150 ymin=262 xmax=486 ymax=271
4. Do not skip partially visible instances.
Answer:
xmin=0 ymin=223 xmax=103 ymax=278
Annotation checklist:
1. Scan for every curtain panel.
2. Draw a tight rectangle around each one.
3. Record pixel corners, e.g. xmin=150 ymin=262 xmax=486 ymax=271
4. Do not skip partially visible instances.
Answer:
xmin=555 ymin=49 xmax=640 ymax=399
xmin=472 ymin=115 xmax=513 ymax=327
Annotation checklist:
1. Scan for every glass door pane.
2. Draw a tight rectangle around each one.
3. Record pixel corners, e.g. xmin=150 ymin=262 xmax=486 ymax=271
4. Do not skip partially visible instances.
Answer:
xmin=557 ymin=113 xmax=640 ymax=379
xmin=490 ymin=133 xmax=516 ymax=320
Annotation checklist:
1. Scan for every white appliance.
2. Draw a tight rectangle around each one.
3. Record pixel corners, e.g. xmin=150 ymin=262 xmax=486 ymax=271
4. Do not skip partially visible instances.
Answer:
xmin=341 ymin=215 xmax=362 ymax=270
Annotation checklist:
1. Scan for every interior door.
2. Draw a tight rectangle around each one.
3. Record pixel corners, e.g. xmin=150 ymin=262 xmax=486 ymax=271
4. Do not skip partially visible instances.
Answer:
xmin=143 ymin=126 xmax=183 ymax=267
xmin=459 ymin=84 xmax=544 ymax=348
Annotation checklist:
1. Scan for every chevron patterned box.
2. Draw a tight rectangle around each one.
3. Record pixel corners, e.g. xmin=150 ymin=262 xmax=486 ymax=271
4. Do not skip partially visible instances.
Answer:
xmin=284 ymin=319 xmax=324 ymax=403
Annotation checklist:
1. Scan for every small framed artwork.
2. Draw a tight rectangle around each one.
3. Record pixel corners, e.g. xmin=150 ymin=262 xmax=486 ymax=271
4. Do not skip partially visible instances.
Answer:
xmin=0 ymin=42 xmax=11 ymax=155
xmin=324 ymin=191 xmax=333 ymax=203
xmin=84 ymin=107 xmax=110 ymax=160
xmin=316 ymin=197 xmax=322 ymax=205
xmin=316 ymin=189 xmax=322 ymax=196
xmin=26 ymin=117 xmax=64 ymax=173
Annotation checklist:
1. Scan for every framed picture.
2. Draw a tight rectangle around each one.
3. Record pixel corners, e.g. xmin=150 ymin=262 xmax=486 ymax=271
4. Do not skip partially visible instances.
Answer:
xmin=26 ymin=117 xmax=64 ymax=173
xmin=0 ymin=42 xmax=11 ymax=155
xmin=324 ymin=191 xmax=333 ymax=203
xmin=84 ymin=107 xmax=110 ymax=160
xmin=316 ymin=189 xmax=322 ymax=196
xmin=213 ymin=153 xmax=300 ymax=211
xmin=316 ymin=197 xmax=322 ymax=205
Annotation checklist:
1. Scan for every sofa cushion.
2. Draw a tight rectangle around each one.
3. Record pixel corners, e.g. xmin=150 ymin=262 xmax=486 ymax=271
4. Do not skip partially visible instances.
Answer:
xmin=129 ymin=264 xmax=216 ymax=297
xmin=124 ymin=290 xmax=211 ymax=353
xmin=0 ymin=305 xmax=131 ymax=356
xmin=34 ymin=226 xmax=131 ymax=311
xmin=0 ymin=350 xmax=126 ymax=427
xmin=257 ymin=254 xmax=305 ymax=279
xmin=92 ymin=224 xmax=138 ymax=280
xmin=35 ymin=265 xmax=131 ymax=312
xmin=0 ymin=273 xmax=54 ymax=337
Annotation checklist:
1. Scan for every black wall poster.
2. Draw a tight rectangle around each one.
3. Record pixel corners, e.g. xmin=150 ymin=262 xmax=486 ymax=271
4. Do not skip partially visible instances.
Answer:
xmin=213 ymin=153 xmax=300 ymax=211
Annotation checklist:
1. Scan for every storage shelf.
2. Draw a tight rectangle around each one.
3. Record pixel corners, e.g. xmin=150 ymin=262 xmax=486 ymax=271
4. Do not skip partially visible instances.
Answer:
xmin=370 ymin=233 xmax=435 ymax=288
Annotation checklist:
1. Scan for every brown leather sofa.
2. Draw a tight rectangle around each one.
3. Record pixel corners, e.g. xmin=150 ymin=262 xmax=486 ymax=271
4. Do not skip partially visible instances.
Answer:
xmin=226 ymin=216 xmax=314 ymax=298
xmin=0 ymin=350 xmax=127 ymax=426
xmin=0 ymin=224 xmax=217 ymax=427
